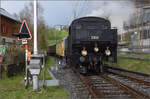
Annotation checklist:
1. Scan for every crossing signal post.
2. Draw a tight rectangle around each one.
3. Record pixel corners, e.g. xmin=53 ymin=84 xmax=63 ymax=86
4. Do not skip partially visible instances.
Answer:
xmin=12 ymin=19 xmax=32 ymax=89
xmin=13 ymin=0 xmax=47 ymax=91
xmin=12 ymin=20 xmax=32 ymax=41
xmin=13 ymin=0 xmax=59 ymax=90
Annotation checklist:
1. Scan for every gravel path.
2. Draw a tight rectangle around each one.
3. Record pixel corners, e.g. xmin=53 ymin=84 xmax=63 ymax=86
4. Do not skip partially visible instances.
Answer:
xmin=50 ymin=66 xmax=90 ymax=99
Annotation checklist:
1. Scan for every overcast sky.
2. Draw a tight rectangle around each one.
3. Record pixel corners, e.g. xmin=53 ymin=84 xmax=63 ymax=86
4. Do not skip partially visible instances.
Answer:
xmin=1 ymin=0 xmax=135 ymax=33
xmin=1 ymin=1 xmax=96 ymax=26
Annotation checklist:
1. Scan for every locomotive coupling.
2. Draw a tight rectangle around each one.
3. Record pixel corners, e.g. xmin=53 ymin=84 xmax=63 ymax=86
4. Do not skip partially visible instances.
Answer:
xmin=105 ymin=47 xmax=111 ymax=56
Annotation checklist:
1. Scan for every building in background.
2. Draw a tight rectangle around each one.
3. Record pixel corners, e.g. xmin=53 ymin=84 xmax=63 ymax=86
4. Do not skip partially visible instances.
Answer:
xmin=0 ymin=8 xmax=21 ymax=47
xmin=54 ymin=25 xmax=69 ymax=31
xmin=123 ymin=1 xmax=150 ymax=53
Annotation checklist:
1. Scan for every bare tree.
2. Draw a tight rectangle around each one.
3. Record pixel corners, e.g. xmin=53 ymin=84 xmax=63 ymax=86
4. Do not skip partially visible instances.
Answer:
xmin=17 ymin=2 xmax=48 ymax=50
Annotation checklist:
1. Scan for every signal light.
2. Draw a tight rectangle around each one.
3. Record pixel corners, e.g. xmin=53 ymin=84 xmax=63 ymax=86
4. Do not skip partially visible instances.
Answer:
xmin=27 ymin=51 xmax=32 ymax=61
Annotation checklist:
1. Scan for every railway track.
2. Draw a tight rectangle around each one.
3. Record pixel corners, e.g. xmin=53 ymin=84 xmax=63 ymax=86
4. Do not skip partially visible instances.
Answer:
xmin=105 ymin=65 xmax=150 ymax=83
xmin=105 ymin=65 xmax=150 ymax=98
xmin=72 ymin=66 xmax=150 ymax=99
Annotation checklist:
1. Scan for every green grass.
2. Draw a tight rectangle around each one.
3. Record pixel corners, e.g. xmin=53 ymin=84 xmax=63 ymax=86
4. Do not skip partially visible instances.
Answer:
xmin=47 ymin=29 xmax=68 ymax=46
xmin=48 ymin=40 xmax=57 ymax=46
xmin=105 ymin=55 xmax=150 ymax=73
xmin=118 ymin=52 xmax=150 ymax=58
xmin=0 ymin=57 xmax=68 ymax=99
xmin=39 ymin=56 xmax=55 ymax=80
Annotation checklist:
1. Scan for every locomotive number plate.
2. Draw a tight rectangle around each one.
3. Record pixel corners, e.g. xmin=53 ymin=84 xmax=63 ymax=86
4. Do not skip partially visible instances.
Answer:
xmin=91 ymin=36 xmax=99 ymax=40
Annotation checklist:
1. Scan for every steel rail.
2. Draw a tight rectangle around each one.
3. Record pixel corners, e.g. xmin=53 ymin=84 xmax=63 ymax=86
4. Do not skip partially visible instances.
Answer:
xmin=105 ymin=65 xmax=150 ymax=77
xmin=71 ymin=68 xmax=105 ymax=99
xmin=101 ymin=74 xmax=150 ymax=99
xmin=108 ymin=71 xmax=150 ymax=86
xmin=78 ymin=73 xmax=105 ymax=99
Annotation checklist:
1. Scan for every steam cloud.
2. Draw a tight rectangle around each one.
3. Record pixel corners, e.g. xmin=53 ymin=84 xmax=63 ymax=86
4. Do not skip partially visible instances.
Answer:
xmin=87 ymin=1 xmax=136 ymax=34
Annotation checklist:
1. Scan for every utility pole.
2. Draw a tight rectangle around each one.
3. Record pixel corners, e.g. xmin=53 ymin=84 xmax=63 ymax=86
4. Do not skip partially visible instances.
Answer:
xmin=28 ymin=0 xmax=41 ymax=91
xmin=34 ymin=0 xmax=38 ymax=55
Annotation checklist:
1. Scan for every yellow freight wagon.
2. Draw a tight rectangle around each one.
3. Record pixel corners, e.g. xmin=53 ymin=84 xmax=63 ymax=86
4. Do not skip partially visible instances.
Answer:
xmin=56 ymin=40 xmax=65 ymax=57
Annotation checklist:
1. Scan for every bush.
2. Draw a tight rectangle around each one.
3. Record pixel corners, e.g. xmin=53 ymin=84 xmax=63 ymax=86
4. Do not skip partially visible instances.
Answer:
xmin=4 ymin=47 xmax=25 ymax=64
xmin=1 ymin=47 xmax=25 ymax=77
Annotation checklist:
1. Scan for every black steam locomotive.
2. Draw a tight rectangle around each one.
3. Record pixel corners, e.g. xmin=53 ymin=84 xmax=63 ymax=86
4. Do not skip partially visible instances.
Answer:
xmin=48 ymin=17 xmax=117 ymax=74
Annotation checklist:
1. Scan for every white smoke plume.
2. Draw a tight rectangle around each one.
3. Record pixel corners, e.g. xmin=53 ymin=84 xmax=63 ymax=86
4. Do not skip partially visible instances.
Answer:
xmin=87 ymin=1 xmax=136 ymax=34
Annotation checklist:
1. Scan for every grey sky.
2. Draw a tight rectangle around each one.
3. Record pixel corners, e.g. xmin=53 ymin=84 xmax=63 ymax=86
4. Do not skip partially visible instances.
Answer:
xmin=1 ymin=1 xmax=135 ymax=33
xmin=1 ymin=1 xmax=95 ymax=26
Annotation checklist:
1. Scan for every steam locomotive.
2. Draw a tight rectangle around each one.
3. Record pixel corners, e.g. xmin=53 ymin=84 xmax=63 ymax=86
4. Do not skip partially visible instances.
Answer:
xmin=47 ymin=17 xmax=117 ymax=74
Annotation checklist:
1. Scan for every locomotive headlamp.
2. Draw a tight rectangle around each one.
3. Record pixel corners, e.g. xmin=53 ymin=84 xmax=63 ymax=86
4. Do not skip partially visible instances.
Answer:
xmin=81 ymin=47 xmax=87 ymax=56
xmin=105 ymin=47 xmax=111 ymax=56
xmin=94 ymin=47 xmax=99 ymax=52
xmin=94 ymin=43 xmax=99 ymax=52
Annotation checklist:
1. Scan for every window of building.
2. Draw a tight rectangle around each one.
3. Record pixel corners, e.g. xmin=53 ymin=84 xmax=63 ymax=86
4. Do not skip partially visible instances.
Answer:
xmin=13 ymin=27 xmax=18 ymax=33
xmin=143 ymin=30 xmax=147 ymax=39
xmin=148 ymin=29 xmax=150 ymax=38
xmin=2 ymin=38 xmax=6 ymax=45
xmin=1 ymin=24 xmax=7 ymax=33
xmin=140 ymin=31 xmax=142 ymax=39
xmin=140 ymin=30 xmax=149 ymax=40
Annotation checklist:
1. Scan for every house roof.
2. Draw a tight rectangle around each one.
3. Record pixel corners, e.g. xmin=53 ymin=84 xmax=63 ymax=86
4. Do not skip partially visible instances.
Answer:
xmin=0 ymin=8 xmax=21 ymax=23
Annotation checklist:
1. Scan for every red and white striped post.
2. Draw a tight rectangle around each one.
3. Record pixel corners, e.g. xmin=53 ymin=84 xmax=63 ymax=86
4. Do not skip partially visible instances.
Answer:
xmin=25 ymin=44 xmax=28 ymax=63
xmin=24 ymin=42 xmax=29 ymax=88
